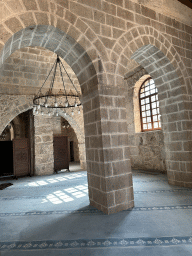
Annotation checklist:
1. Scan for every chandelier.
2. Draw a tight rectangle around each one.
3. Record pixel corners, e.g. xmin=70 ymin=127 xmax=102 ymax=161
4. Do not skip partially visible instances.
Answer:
xmin=33 ymin=55 xmax=81 ymax=116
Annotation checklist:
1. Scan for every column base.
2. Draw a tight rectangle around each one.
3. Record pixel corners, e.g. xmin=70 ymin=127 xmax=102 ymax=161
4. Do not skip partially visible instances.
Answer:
xmin=35 ymin=163 xmax=54 ymax=176
xmin=167 ymin=170 xmax=192 ymax=188
xmin=90 ymin=199 xmax=134 ymax=215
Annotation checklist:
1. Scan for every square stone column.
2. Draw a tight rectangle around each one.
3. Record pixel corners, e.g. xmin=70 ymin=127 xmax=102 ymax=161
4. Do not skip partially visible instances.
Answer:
xmin=34 ymin=115 xmax=54 ymax=175
xmin=34 ymin=115 xmax=62 ymax=175
xmin=83 ymin=84 xmax=134 ymax=215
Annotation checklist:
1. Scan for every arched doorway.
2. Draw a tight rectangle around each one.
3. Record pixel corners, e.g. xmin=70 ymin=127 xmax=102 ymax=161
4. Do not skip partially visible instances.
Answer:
xmin=125 ymin=72 xmax=166 ymax=173
xmin=0 ymin=24 xmax=135 ymax=214
xmin=113 ymin=26 xmax=192 ymax=189
xmin=0 ymin=109 xmax=33 ymax=178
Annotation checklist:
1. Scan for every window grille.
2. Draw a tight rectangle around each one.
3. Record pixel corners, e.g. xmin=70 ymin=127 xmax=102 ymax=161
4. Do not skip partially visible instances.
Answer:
xmin=139 ymin=78 xmax=161 ymax=131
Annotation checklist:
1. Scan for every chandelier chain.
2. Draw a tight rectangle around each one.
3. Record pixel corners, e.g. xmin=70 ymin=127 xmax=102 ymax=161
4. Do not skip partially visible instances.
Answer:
xmin=60 ymin=60 xmax=79 ymax=95
xmin=38 ymin=57 xmax=57 ymax=95
xmin=58 ymin=60 xmax=68 ymax=101
xmin=50 ymin=57 xmax=59 ymax=92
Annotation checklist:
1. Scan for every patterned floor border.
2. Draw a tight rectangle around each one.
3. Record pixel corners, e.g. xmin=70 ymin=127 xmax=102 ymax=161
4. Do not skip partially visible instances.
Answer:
xmin=135 ymin=188 xmax=192 ymax=194
xmin=1 ymin=236 xmax=192 ymax=250
xmin=0 ymin=205 xmax=192 ymax=217
xmin=0 ymin=188 xmax=191 ymax=201
xmin=134 ymin=179 xmax=168 ymax=183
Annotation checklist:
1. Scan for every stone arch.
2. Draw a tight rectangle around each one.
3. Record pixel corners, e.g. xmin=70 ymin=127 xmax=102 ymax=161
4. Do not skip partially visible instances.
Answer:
xmin=132 ymin=47 xmax=192 ymax=187
xmin=58 ymin=110 xmax=86 ymax=169
xmin=0 ymin=95 xmax=33 ymax=135
xmin=0 ymin=97 xmax=84 ymax=147
xmin=113 ymin=26 xmax=192 ymax=187
xmin=111 ymin=26 xmax=191 ymax=95
xmin=11 ymin=115 xmax=23 ymax=139
xmin=0 ymin=96 xmax=86 ymax=166
xmin=0 ymin=2 xmax=111 ymax=89
xmin=58 ymin=111 xmax=84 ymax=144
xmin=0 ymin=25 xmax=99 ymax=95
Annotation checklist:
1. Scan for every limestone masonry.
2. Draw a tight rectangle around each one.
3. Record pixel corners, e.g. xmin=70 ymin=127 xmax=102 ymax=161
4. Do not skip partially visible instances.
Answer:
xmin=0 ymin=0 xmax=191 ymax=214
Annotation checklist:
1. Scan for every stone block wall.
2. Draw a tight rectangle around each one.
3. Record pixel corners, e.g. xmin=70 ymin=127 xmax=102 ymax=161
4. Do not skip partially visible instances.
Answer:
xmin=125 ymin=67 xmax=166 ymax=172
xmin=61 ymin=121 xmax=80 ymax=162
xmin=34 ymin=115 xmax=61 ymax=176
xmin=0 ymin=95 xmax=33 ymax=135
xmin=0 ymin=94 xmax=86 ymax=175
xmin=34 ymin=114 xmax=54 ymax=176
xmin=130 ymin=131 xmax=166 ymax=172
xmin=83 ymin=84 xmax=134 ymax=215
xmin=0 ymin=46 xmax=80 ymax=96
xmin=60 ymin=109 xmax=86 ymax=169
xmin=12 ymin=110 xmax=31 ymax=139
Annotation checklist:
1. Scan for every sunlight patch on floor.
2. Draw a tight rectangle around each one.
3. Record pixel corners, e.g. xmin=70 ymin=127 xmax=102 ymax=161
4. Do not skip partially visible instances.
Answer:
xmin=41 ymin=184 xmax=88 ymax=204
xmin=25 ymin=173 xmax=87 ymax=187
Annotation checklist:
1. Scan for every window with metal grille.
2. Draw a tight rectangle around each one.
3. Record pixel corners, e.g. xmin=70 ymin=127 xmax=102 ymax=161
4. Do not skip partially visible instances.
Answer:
xmin=139 ymin=78 xmax=161 ymax=131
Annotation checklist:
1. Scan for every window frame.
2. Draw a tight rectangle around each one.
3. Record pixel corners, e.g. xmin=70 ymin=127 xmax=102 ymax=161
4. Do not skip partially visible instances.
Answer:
xmin=139 ymin=77 xmax=161 ymax=132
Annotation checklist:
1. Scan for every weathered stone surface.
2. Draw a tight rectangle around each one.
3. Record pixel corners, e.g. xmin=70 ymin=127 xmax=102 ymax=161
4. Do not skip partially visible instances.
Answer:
xmin=106 ymin=14 xmax=126 ymax=29
xmin=0 ymin=3 xmax=11 ymax=22
xmin=22 ymin=0 xmax=38 ymax=10
xmin=55 ymin=0 xmax=69 ymax=9
xmin=0 ymin=46 xmax=81 ymax=96
xmin=102 ymin=1 xmax=116 ymax=16
xmin=34 ymin=115 xmax=54 ymax=175
xmin=56 ymin=18 xmax=70 ymax=32
xmin=65 ymin=10 xmax=77 ymax=25
xmin=35 ymin=12 xmax=49 ymax=25
xmin=20 ymin=12 xmax=36 ymax=27
xmin=0 ymin=25 xmax=12 ymax=43
xmin=37 ymin=0 xmax=49 ymax=12
xmin=70 ymin=2 xmax=93 ymax=20
xmin=6 ymin=0 xmax=24 ymax=13
xmin=0 ymin=95 xmax=33 ymax=135
xmin=125 ymin=69 xmax=166 ymax=173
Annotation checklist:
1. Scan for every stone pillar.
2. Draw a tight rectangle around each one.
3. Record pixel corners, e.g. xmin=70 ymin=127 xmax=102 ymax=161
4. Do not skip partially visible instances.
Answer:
xmin=83 ymin=84 xmax=134 ymax=215
xmin=34 ymin=114 xmax=54 ymax=176
xmin=79 ymin=142 xmax=86 ymax=169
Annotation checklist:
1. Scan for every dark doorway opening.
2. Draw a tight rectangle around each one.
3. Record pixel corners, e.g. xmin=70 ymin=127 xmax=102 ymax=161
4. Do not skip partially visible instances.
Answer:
xmin=0 ymin=109 xmax=34 ymax=179
xmin=70 ymin=141 xmax=74 ymax=162
xmin=0 ymin=141 xmax=14 ymax=177
xmin=54 ymin=135 xmax=69 ymax=172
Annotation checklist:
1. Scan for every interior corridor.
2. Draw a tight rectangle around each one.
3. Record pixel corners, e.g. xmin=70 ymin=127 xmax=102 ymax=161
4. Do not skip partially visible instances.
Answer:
xmin=0 ymin=165 xmax=192 ymax=256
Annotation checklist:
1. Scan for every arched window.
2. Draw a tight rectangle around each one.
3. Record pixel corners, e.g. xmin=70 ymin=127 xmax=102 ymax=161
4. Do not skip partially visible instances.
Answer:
xmin=139 ymin=78 xmax=161 ymax=131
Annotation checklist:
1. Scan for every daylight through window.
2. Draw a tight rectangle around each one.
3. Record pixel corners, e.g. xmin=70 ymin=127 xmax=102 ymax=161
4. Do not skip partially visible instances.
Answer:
xmin=139 ymin=78 xmax=161 ymax=131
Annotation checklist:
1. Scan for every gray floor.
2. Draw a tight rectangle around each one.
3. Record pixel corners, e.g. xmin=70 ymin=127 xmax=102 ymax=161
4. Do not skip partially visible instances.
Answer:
xmin=0 ymin=164 xmax=192 ymax=255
